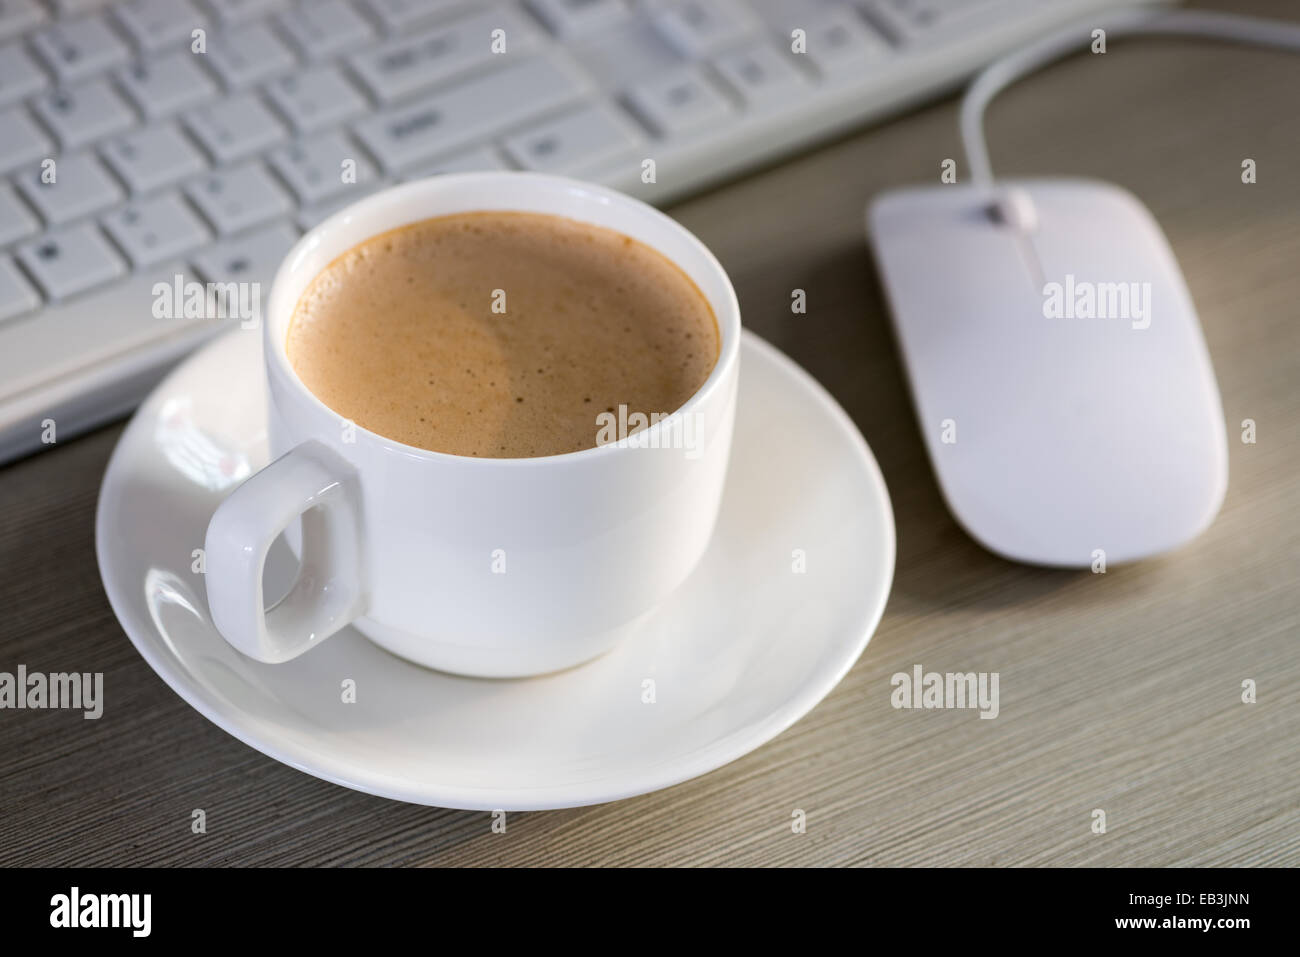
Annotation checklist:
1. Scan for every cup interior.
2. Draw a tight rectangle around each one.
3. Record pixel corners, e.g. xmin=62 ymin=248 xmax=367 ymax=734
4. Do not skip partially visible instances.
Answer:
xmin=266 ymin=172 xmax=741 ymax=461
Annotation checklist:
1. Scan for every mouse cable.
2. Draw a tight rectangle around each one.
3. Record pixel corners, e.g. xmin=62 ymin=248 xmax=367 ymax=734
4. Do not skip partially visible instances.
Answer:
xmin=961 ymin=9 xmax=1300 ymax=191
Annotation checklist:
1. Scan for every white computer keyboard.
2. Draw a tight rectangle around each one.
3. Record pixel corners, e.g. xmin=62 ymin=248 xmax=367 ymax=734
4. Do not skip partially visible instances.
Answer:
xmin=0 ymin=0 xmax=1160 ymax=461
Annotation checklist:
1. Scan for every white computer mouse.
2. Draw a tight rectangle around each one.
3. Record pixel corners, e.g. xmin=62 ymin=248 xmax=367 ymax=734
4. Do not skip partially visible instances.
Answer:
xmin=867 ymin=178 xmax=1228 ymax=567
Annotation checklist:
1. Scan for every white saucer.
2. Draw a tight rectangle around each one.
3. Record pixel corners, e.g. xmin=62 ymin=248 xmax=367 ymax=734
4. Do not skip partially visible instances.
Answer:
xmin=96 ymin=330 xmax=895 ymax=810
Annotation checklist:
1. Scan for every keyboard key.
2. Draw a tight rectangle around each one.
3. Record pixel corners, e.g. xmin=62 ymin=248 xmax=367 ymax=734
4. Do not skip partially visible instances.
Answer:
xmin=184 ymin=93 xmax=286 ymax=163
xmin=112 ymin=0 xmax=207 ymax=52
xmin=713 ymin=42 xmax=811 ymax=108
xmin=17 ymin=152 xmax=123 ymax=225
xmin=624 ymin=67 xmax=732 ymax=137
xmin=277 ymin=0 xmax=373 ymax=60
xmin=203 ymin=0 xmax=287 ymax=26
xmin=116 ymin=50 xmax=218 ymax=119
xmin=859 ymin=0 xmax=1001 ymax=45
xmin=267 ymin=131 xmax=375 ymax=205
xmin=0 ymin=43 xmax=48 ymax=107
xmin=0 ymin=256 xmax=40 ymax=322
xmin=185 ymin=161 xmax=292 ymax=235
xmin=652 ymin=0 xmax=756 ymax=58
xmin=29 ymin=14 xmax=130 ymax=84
xmin=296 ymin=179 xmax=387 ymax=230
xmin=47 ymin=0 xmax=111 ymax=16
xmin=17 ymin=224 xmax=126 ymax=301
xmin=359 ymin=0 xmax=461 ymax=33
xmin=348 ymin=8 xmax=542 ymax=105
xmin=567 ymin=17 xmax=679 ymax=89
xmin=526 ymin=0 xmax=629 ymax=39
xmin=101 ymin=192 xmax=211 ymax=267
xmin=264 ymin=66 xmax=366 ymax=134
xmin=206 ymin=22 xmax=296 ymax=90
xmin=503 ymin=104 xmax=641 ymax=175
xmin=100 ymin=124 xmax=207 ymax=194
xmin=0 ymin=183 xmax=39 ymax=245
xmin=354 ymin=54 xmax=589 ymax=173
xmin=30 ymin=81 xmax=134 ymax=150
xmin=0 ymin=0 xmax=45 ymax=44
xmin=191 ymin=219 xmax=298 ymax=285
xmin=0 ymin=106 xmax=50 ymax=173
xmin=401 ymin=145 xmax=509 ymax=181
xmin=204 ymin=22 xmax=296 ymax=90
xmin=801 ymin=8 xmax=890 ymax=80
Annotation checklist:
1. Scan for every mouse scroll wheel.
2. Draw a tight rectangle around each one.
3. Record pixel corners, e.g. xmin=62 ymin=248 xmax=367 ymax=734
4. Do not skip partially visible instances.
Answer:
xmin=987 ymin=188 xmax=1038 ymax=233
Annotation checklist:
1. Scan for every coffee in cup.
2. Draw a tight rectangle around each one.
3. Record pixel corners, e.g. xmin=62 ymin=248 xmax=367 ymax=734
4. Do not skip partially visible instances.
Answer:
xmin=285 ymin=211 xmax=720 ymax=458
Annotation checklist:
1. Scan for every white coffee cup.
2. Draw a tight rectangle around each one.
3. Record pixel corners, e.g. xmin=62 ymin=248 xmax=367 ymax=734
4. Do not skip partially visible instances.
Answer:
xmin=203 ymin=172 xmax=741 ymax=677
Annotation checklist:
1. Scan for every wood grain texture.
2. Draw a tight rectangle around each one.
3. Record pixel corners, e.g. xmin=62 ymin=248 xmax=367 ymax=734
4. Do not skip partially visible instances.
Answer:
xmin=1 ymin=0 xmax=1296 ymax=867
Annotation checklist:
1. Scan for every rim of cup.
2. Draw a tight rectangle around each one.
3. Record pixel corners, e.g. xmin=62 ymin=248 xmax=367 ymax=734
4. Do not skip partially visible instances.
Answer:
xmin=265 ymin=171 xmax=742 ymax=467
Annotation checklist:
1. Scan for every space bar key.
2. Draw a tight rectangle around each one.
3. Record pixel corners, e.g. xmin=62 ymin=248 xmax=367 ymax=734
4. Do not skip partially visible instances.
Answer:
xmin=353 ymin=55 xmax=590 ymax=174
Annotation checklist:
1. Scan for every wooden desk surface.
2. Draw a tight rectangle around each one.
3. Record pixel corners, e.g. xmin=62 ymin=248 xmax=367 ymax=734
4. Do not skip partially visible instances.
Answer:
xmin=2 ymin=0 xmax=1296 ymax=867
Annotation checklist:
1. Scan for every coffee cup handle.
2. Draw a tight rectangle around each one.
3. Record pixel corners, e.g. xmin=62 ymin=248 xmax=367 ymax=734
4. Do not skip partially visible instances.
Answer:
xmin=204 ymin=440 xmax=367 ymax=663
